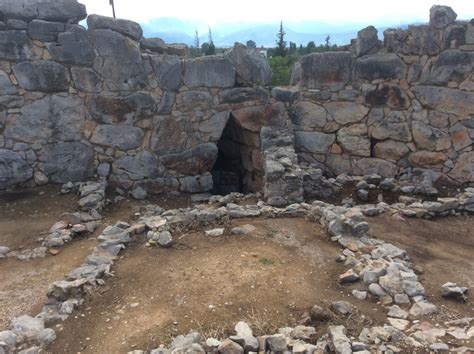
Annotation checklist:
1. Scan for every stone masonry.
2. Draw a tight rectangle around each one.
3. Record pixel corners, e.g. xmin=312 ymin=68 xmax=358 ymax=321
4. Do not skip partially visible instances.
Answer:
xmin=0 ymin=2 xmax=473 ymax=205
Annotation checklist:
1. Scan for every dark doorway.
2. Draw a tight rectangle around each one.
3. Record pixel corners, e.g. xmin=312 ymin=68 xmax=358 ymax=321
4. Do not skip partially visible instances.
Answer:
xmin=211 ymin=114 xmax=264 ymax=195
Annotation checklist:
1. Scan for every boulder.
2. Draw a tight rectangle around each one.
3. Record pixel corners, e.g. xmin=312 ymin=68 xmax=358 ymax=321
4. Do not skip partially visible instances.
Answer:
xmin=27 ymin=19 xmax=65 ymax=41
xmin=449 ymin=152 xmax=474 ymax=183
xmin=412 ymin=85 xmax=474 ymax=116
xmin=337 ymin=124 xmax=371 ymax=157
xmin=160 ymin=143 xmax=218 ymax=175
xmin=429 ymin=5 xmax=457 ymax=29
xmin=87 ymin=14 xmax=143 ymax=40
xmin=429 ymin=50 xmax=472 ymax=85
xmin=47 ymin=27 xmax=95 ymax=66
xmin=140 ymin=37 xmax=167 ymax=53
xmin=113 ymin=151 xmax=161 ymax=181
xmin=218 ymin=87 xmax=269 ymax=104
xmin=41 ymin=142 xmax=94 ymax=183
xmin=165 ymin=43 xmax=188 ymax=57
xmin=365 ymin=84 xmax=409 ymax=109
xmin=324 ymin=101 xmax=369 ymax=125
xmin=351 ymin=25 xmax=380 ymax=57
xmin=0 ymin=70 xmax=17 ymax=95
xmin=353 ymin=158 xmax=398 ymax=177
xmin=86 ymin=93 xmax=156 ymax=125
xmin=354 ymin=53 xmax=406 ymax=80
xmin=150 ymin=54 xmax=182 ymax=91
xmin=412 ymin=121 xmax=451 ymax=151
xmin=10 ymin=315 xmax=44 ymax=341
xmin=13 ymin=60 xmax=68 ymax=92
xmin=71 ymin=67 xmax=101 ymax=92
xmin=0 ymin=0 xmax=87 ymax=23
xmin=0 ymin=149 xmax=33 ymax=189
xmin=224 ymin=42 xmax=272 ymax=85
xmin=90 ymin=124 xmax=144 ymax=150
xmin=295 ymin=52 xmax=353 ymax=91
xmin=373 ymin=140 xmax=409 ymax=162
xmin=409 ymin=151 xmax=447 ymax=167
xmin=294 ymin=131 xmax=335 ymax=154
xmin=4 ymin=95 xmax=85 ymax=143
xmin=289 ymin=101 xmax=327 ymax=129
xmin=370 ymin=111 xmax=411 ymax=142
xmin=183 ymin=56 xmax=235 ymax=88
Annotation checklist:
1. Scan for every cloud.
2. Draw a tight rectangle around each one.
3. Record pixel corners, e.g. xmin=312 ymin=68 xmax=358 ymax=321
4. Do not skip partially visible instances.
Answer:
xmin=80 ymin=0 xmax=474 ymax=26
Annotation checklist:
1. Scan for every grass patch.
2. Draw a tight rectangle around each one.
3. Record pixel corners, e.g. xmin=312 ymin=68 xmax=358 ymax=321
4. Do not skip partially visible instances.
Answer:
xmin=259 ymin=257 xmax=274 ymax=265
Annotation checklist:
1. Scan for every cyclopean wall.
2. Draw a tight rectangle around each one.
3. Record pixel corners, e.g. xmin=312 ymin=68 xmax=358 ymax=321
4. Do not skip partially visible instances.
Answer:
xmin=287 ymin=5 xmax=474 ymax=185
xmin=0 ymin=0 xmax=277 ymax=195
xmin=0 ymin=2 xmax=473 ymax=200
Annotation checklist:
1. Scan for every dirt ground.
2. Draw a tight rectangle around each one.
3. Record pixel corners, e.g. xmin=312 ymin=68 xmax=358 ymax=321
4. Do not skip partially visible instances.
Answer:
xmin=368 ymin=214 xmax=474 ymax=320
xmin=50 ymin=218 xmax=388 ymax=353
xmin=0 ymin=186 xmax=189 ymax=331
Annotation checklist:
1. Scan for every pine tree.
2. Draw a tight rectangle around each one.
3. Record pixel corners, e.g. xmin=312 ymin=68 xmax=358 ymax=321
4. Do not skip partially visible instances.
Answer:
xmin=193 ymin=28 xmax=200 ymax=56
xmin=206 ymin=27 xmax=216 ymax=55
xmin=275 ymin=21 xmax=287 ymax=57
xmin=325 ymin=35 xmax=331 ymax=48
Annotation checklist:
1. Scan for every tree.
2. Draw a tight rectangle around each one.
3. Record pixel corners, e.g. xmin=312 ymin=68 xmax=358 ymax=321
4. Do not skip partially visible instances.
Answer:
xmin=306 ymin=41 xmax=316 ymax=53
xmin=205 ymin=27 xmax=216 ymax=55
xmin=201 ymin=42 xmax=210 ymax=54
xmin=192 ymin=28 xmax=200 ymax=57
xmin=325 ymin=35 xmax=331 ymax=48
xmin=275 ymin=21 xmax=287 ymax=57
xmin=246 ymin=40 xmax=257 ymax=49
xmin=289 ymin=41 xmax=297 ymax=55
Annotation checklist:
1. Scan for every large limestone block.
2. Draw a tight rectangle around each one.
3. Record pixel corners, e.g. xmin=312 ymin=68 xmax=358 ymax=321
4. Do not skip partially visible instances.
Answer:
xmin=71 ymin=67 xmax=101 ymax=92
xmin=408 ymin=151 xmax=447 ymax=167
xmin=151 ymin=116 xmax=188 ymax=155
xmin=294 ymin=52 xmax=353 ymax=91
xmin=87 ymin=14 xmax=143 ymax=41
xmin=429 ymin=50 xmax=472 ymax=85
xmin=449 ymin=152 xmax=474 ymax=183
xmin=0 ymin=149 xmax=33 ymax=189
xmin=183 ymin=56 xmax=235 ymax=88
xmin=373 ymin=140 xmax=409 ymax=162
xmin=224 ymin=42 xmax=272 ymax=85
xmin=160 ymin=143 xmax=218 ymax=175
xmin=13 ymin=60 xmax=68 ymax=92
xmin=289 ymin=101 xmax=327 ymax=129
xmin=294 ymin=131 xmax=335 ymax=154
xmin=0 ymin=0 xmax=87 ymax=23
xmin=47 ymin=27 xmax=95 ymax=66
xmin=353 ymin=158 xmax=398 ymax=177
xmin=41 ymin=142 xmax=94 ymax=183
xmin=351 ymin=25 xmax=380 ymax=57
xmin=150 ymin=54 xmax=182 ymax=91
xmin=354 ymin=53 xmax=406 ymax=81
xmin=412 ymin=86 xmax=474 ymax=116
xmin=0 ymin=30 xmax=33 ymax=60
xmin=370 ymin=111 xmax=411 ymax=142
xmin=429 ymin=5 xmax=457 ymax=29
xmin=4 ymin=95 xmax=85 ymax=143
xmin=324 ymin=101 xmax=369 ymax=125
xmin=113 ymin=151 xmax=161 ymax=181
xmin=0 ymin=70 xmax=17 ymax=95
xmin=365 ymin=84 xmax=409 ymax=109
xmin=412 ymin=121 xmax=451 ymax=151
xmin=91 ymin=125 xmax=144 ymax=150
xmin=337 ymin=124 xmax=371 ymax=157
xmin=27 ymin=19 xmax=65 ymax=42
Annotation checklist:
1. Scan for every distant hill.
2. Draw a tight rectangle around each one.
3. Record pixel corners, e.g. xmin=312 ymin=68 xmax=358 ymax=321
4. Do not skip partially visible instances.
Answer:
xmin=141 ymin=17 xmax=414 ymax=47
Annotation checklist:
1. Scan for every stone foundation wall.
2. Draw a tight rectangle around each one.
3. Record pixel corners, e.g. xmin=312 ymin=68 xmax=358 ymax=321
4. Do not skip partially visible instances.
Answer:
xmin=287 ymin=5 xmax=474 ymax=184
xmin=0 ymin=0 xmax=273 ymax=194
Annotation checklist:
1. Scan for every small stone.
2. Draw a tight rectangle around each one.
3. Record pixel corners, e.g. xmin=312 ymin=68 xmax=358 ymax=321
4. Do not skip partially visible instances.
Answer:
xmin=409 ymin=301 xmax=438 ymax=317
xmin=266 ymin=334 xmax=287 ymax=352
xmin=394 ymin=293 xmax=410 ymax=304
xmin=387 ymin=305 xmax=408 ymax=319
xmin=48 ymin=248 xmax=60 ymax=256
xmin=235 ymin=321 xmax=253 ymax=337
xmin=441 ymin=282 xmax=468 ymax=301
xmin=231 ymin=224 xmax=256 ymax=235
xmin=218 ymin=338 xmax=244 ymax=353
xmin=339 ymin=269 xmax=360 ymax=283
xmin=387 ymin=318 xmax=409 ymax=331
xmin=368 ymin=283 xmax=387 ymax=297
xmin=205 ymin=228 xmax=224 ymax=237
xmin=328 ymin=325 xmax=351 ymax=354
xmin=157 ymin=231 xmax=173 ymax=248
xmin=330 ymin=301 xmax=353 ymax=315
xmin=310 ymin=305 xmax=331 ymax=322
xmin=38 ymin=328 xmax=56 ymax=346
xmin=358 ymin=189 xmax=369 ymax=201
xmin=352 ymin=289 xmax=367 ymax=300
xmin=430 ymin=343 xmax=449 ymax=351
xmin=131 ymin=187 xmax=147 ymax=200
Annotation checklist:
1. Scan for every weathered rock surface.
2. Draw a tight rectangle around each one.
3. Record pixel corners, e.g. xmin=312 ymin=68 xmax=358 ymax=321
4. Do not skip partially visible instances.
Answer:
xmin=13 ymin=60 xmax=69 ymax=92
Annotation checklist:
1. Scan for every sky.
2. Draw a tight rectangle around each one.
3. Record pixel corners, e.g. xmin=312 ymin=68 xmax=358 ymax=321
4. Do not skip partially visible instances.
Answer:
xmin=80 ymin=0 xmax=474 ymax=26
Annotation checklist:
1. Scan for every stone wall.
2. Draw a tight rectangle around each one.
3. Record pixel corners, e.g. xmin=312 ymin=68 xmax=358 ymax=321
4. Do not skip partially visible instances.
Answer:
xmin=287 ymin=5 xmax=474 ymax=184
xmin=0 ymin=0 xmax=274 ymax=195
xmin=1 ymin=2 xmax=473 ymax=200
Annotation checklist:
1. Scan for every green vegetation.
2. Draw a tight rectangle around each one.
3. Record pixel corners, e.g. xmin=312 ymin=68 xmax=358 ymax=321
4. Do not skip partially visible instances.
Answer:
xmin=259 ymin=257 xmax=275 ymax=265
xmin=267 ymin=22 xmax=339 ymax=86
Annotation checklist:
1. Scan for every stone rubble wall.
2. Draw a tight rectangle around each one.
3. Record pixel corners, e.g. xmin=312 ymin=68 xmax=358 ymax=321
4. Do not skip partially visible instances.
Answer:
xmin=0 ymin=0 xmax=274 ymax=195
xmin=287 ymin=5 xmax=474 ymax=184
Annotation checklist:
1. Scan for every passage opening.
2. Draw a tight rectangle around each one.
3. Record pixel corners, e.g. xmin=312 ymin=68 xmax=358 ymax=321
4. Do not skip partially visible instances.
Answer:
xmin=211 ymin=114 xmax=264 ymax=195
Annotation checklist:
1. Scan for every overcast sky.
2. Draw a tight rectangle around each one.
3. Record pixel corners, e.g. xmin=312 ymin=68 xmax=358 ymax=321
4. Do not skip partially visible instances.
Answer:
xmin=80 ymin=0 xmax=474 ymax=25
